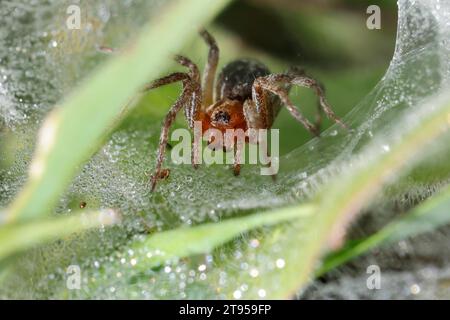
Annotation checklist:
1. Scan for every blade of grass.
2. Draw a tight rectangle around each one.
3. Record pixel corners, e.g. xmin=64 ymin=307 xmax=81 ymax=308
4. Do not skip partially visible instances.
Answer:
xmin=282 ymin=91 xmax=450 ymax=297
xmin=131 ymin=204 xmax=315 ymax=270
xmin=0 ymin=209 xmax=119 ymax=262
xmin=6 ymin=0 xmax=232 ymax=222
xmin=316 ymin=183 xmax=450 ymax=277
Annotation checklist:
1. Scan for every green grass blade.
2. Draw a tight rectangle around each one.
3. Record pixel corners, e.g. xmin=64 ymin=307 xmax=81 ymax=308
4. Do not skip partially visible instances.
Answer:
xmin=6 ymin=0 xmax=232 ymax=222
xmin=309 ymin=94 xmax=450 ymax=278
xmin=0 ymin=210 xmax=119 ymax=262
xmin=131 ymin=204 xmax=315 ymax=270
xmin=260 ymin=92 xmax=450 ymax=298
xmin=317 ymin=183 xmax=450 ymax=277
xmin=316 ymin=95 xmax=450 ymax=251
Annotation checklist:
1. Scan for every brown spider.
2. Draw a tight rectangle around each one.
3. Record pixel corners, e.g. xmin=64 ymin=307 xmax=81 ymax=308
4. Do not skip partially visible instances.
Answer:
xmin=144 ymin=29 xmax=347 ymax=191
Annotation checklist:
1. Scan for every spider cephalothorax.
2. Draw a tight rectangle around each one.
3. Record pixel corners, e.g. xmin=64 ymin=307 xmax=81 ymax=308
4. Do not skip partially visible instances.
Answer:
xmin=144 ymin=29 xmax=347 ymax=191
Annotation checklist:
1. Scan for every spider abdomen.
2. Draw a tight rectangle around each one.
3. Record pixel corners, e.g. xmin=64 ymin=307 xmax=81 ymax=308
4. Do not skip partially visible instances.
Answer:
xmin=215 ymin=59 xmax=270 ymax=102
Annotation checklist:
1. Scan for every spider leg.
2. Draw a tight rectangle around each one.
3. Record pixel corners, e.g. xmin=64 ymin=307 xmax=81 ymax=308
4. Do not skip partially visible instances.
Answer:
xmin=199 ymin=29 xmax=219 ymax=106
xmin=142 ymin=72 xmax=190 ymax=92
xmin=173 ymin=55 xmax=202 ymax=128
xmin=252 ymin=76 xmax=320 ymax=136
xmin=314 ymin=101 xmax=323 ymax=132
xmin=174 ymin=55 xmax=201 ymax=83
xmin=145 ymin=55 xmax=203 ymax=186
xmin=142 ymin=70 xmax=201 ymax=168
xmin=189 ymin=82 xmax=202 ymax=169
xmin=291 ymin=75 xmax=347 ymax=129
xmin=233 ymin=146 xmax=242 ymax=176
xmin=173 ymin=55 xmax=203 ymax=169
xmin=260 ymin=74 xmax=347 ymax=131
xmin=285 ymin=67 xmax=328 ymax=132
xmin=142 ymin=69 xmax=200 ymax=140
xmin=151 ymin=80 xmax=194 ymax=192
xmin=242 ymin=99 xmax=277 ymax=177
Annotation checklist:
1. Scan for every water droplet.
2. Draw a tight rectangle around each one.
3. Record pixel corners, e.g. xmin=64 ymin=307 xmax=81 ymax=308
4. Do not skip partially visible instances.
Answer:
xmin=410 ymin=284 xmax=421 ymax=295
xmin=249 ymin=238 xmax=260 ymax=248
xmin=276 ymin=258 xmax=285 ymax=269
xmin=240 ymin=262 xmax=249 ymax=270
xmin=249 ymin=268 xmax=259 ymax=278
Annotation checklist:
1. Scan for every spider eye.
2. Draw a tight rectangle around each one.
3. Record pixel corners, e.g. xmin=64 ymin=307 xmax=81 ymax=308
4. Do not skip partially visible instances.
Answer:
xmin=214 ymin=110 xmax=231 ymax=124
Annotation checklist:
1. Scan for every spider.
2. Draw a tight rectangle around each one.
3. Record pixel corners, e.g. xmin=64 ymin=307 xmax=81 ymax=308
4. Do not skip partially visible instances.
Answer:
xmin=144 ymin=29 xmax=347 ymax=191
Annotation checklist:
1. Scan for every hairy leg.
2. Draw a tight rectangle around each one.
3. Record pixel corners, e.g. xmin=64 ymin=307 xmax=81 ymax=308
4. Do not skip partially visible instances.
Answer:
xmin=146 ymin=56 xmax=203 ymax=171
xmin=199 ymin=29 xmax=219 ymax=106
xmin=284 ymin=68 xmax=330 ymax=131
xmin=242 ymin=100 xmax=277 ymax=178
xmin=253 ymin=73 xmax=347 ymax=135
xmin=143 ymin=53 xmax=200 ymax=93
xmin=314 ymin=101 xmax=323 ymax=132
xmin=290 ymin=75 xmax=347 ymax=129
xmin=172 ymin=55 xmax=204 ymax=169
xmin=189 ymin=81 xmax=202 ymax=169
xmin=253 ymin=76 xmax=320 ymax=136
xmin=151 ymin=81 xmax=194 ymax=191
xmin=174 ymin=55 xmax=200 ymax=83
xmin=142 ymin=72 xmax=190 ymax=92
xmin=233 ymin=146 xmax=242 ymax=176
xmin=173 ymin=55 xmax=202 ymax=129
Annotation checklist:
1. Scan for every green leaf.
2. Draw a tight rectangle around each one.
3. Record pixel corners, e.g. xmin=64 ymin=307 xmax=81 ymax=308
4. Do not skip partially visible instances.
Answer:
xmin=281 ymin=92 xmax=450 ymax=295
xmin=0 ymin=209 xmax=119 ymax=262
xmin=6 ymin=0 xmax=232 ymax=222
xmin=317 ymin=183 xmax=450 ymax=277
xmin=131 ymin=204 xmax=315 ymax=270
